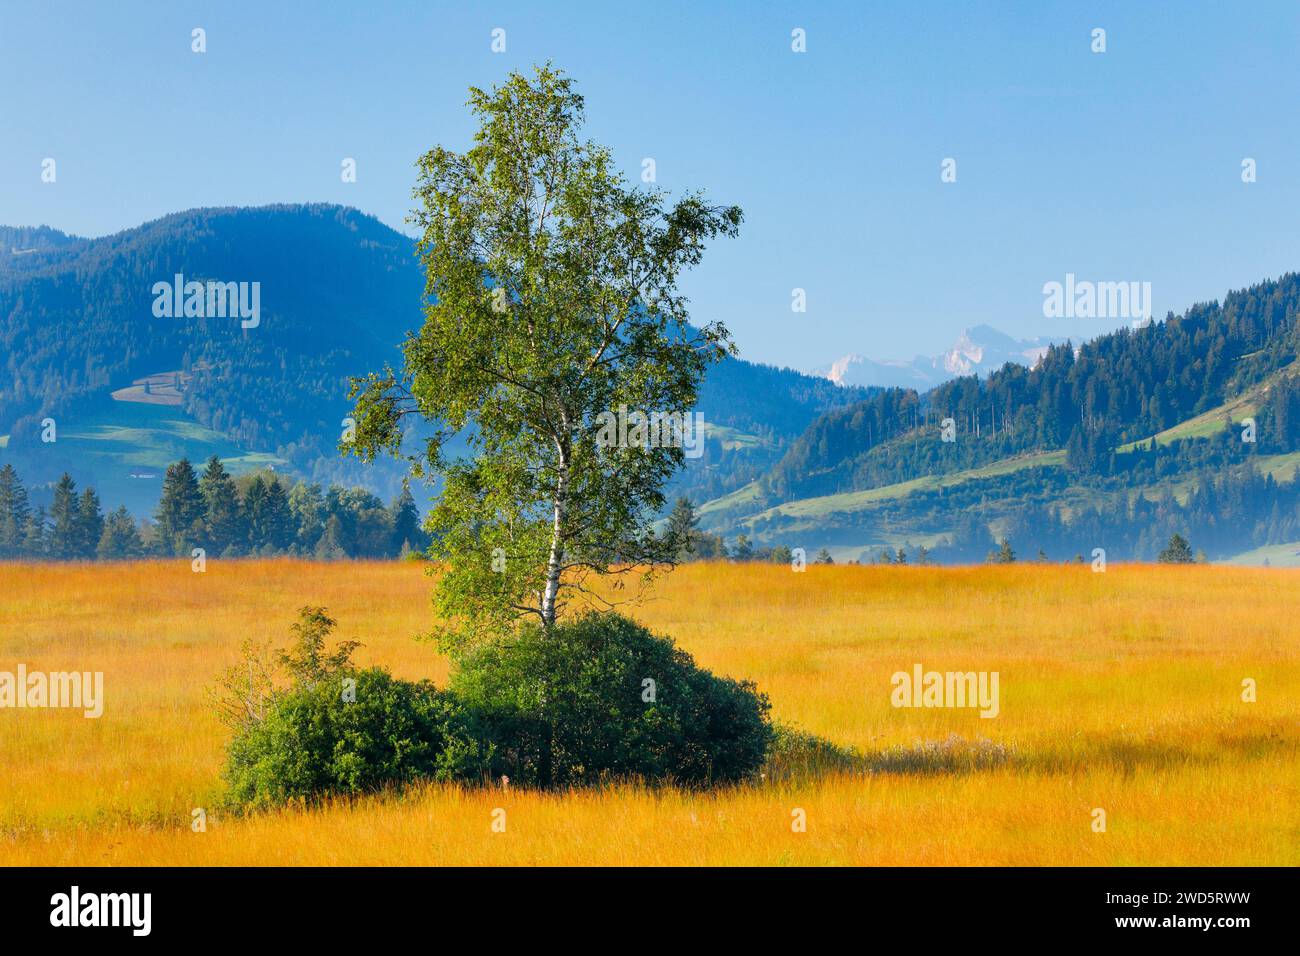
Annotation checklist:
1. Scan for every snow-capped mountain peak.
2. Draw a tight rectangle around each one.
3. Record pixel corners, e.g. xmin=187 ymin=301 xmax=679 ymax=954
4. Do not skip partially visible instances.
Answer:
xmin=816 ymin=325 xmax=1055 ymax=390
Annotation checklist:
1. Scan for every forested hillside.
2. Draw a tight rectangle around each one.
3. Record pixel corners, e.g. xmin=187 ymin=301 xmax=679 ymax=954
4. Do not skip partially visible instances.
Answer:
xmin=0 ymin=204 xmax=860 ymax=515
xmin=0 ymin=204 xmax=422 ymax=455
xmin=694 ymin=272 xmax=1300 ymax=564
xmin=15 ymin=204 xmax=1299 ymax=564
xmin=762 ymin=274 xmax=1300 ymax=502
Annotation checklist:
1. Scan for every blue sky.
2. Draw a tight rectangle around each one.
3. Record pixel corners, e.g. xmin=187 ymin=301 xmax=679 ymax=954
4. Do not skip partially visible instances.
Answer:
xmin=4 ymin=1 xmax=1300 ymax=371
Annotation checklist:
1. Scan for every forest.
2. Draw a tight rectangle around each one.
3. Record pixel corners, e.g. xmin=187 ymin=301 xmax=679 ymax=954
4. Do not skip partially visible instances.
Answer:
xmin=0 ymin=457 xmax=427 ymax=561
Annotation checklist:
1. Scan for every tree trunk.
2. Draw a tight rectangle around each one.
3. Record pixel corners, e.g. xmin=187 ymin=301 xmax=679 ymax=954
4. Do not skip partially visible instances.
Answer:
xmin=540 ymin=458 xmax=568 ymax=629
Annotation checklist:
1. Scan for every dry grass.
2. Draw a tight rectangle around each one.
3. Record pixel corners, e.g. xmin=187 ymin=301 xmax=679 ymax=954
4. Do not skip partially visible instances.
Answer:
xmin=0 ymin=559 xmax=1296 ymax=866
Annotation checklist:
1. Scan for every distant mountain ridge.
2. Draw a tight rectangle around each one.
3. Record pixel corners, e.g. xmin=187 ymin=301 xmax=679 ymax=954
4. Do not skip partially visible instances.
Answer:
xmin=0 ymin=225 xmax=83 ymax=268
xmin=0 ymin=204 xmax=864 ymax=512
xmin=816 ymin=324 xmax=1056 ymax=389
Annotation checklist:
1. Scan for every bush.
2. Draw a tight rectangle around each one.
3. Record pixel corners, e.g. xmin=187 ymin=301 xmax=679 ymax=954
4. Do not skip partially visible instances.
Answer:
xmin=219 ymin=607 xmax=774 ymax=807
xmin=223 ymin=668 xmax=493 ymax=809
xmin=450 ymin=611 xmax=774 ymax=787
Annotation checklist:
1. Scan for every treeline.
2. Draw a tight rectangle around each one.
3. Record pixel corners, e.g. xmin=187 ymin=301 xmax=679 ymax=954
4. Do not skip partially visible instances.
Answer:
xmin=0 ymin=458 xmax=429 ymax=561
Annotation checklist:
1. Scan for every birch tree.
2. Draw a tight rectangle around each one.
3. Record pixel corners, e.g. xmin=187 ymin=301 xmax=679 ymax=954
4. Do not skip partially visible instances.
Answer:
xmin=346 ymin=65 xmax=741 ymax=644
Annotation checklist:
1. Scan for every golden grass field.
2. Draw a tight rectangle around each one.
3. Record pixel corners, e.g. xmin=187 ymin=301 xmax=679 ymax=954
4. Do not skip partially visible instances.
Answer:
xmin=0 ymin=559 xmax=1296 ymax=866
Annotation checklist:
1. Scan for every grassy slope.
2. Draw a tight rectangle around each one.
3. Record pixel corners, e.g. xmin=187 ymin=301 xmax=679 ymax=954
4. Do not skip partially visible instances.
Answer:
xmin=1 ymin=400 xmax=284 ymax=514
xmin=701 ymin=358 xmax=1300 ymax=550
xmin=698 ymin=450 xmax=1072 ymax=556
xmin=1118 ymin=355 xmax=1300 ymax=452
xmin=0 ymin=560 xmax=1295 ymax=865
xmin=752 ymin=450 xmax=1067 ymax=521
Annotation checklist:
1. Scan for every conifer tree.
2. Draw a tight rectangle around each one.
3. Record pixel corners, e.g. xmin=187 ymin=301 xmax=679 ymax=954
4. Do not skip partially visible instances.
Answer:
xmin=76 ymin=488 xmax=104 ymax=559
xmin=0 ymin=464 xmax=30 ymax=557
xmin=48 ymin=474 xmax=79 ymax=559
xmin=200 ymin=456 xmax=243 ymax=554
xmin=156 ymin=458 xmax=204 ymax=555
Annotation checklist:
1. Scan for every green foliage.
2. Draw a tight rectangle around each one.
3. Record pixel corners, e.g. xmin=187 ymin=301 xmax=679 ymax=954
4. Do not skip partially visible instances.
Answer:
xmin=665 ymin=496 xmax=699 ymax=560
xmin=199 ymin=456 xmax=243 ymax=553
xmin=1158 ymin=533 xmax=1195 ymax=563
xmin=76 ymin=488 xmax=104 ymax=557
xmin=219 ymin=606 xmax=493 ymax=808
xmin=0 ymin=459 xmax=432 ymax=562
xmin=389 ymin=486 xmax=425 ymax=555
xmin=450 ymin=612 xmax=773 ymax=788
xmin=223 ymin=667 xmax=489 ymax=809
xmin=0 ymin=463 xmax=30 ymax=558
xmin=155 ymin=458 xmax=204 ymax=555
xmin=278 ymin=607 xmax=361 ymax=685
xmin=97 ymin=505 xmax=143 ymax=559
xmin=220 ymin=608 xmax=774 ymax=806
xmin=347 ymin=65 xmax=742 ymax=641
xmin=48 ymin=473 xmax=79 ymax=559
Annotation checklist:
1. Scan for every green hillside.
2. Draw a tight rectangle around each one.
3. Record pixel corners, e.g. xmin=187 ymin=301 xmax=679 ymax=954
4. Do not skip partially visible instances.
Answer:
xmin=692 ymin=276 xmax=1300 ymax=563
xmin=1 ymin=400 xmax=284 ymax=515
xmin=1117 ymin=356 xmax=1300 ymax=452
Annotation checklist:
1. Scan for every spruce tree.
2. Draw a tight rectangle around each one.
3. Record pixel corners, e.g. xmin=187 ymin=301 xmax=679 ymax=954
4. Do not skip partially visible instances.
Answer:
xmin=156 ymin=458 xmax=204 ymax=555
xmin=314 ymin=514 xmax=347 ymax=560
xmin=76 ymin=488 xmax=104 ymax=559
xmin=48 ymin=474 xmax=79 ymax=559
xmin=1158 ymin=533 xmax=1195 ymax=564
xmin=0 ymin=464 xmax=30 ymax=557
xmin=199 ymin=456 xmax=242 ymax=554
xmin=97 ymin=506 xmax=144 ymax=560
xmin=23 ymin=506 xmax=47 ymax=556
xmin=263 ymin=479 xmax=294 ymax=552
xmin=388 ymin=487 xmax=422 ymax=556
xmin=665 ymin=497 xmax=699 ymax=561
xmin=243 ymin=476 xmax=269 ymax=551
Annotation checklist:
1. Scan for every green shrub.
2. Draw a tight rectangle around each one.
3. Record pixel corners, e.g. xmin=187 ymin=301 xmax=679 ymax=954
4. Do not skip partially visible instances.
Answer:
xmin=220 ymin=607 xmax=774 ymax=807
xmin=450 ymin=611 xmax=774 ymax=787
xmin=223 ymin=668 xmax=492 ymax=808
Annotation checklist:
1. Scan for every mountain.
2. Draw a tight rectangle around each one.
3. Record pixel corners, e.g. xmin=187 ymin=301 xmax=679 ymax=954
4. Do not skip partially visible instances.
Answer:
xmin=699 ymin=273 xmax=1300 ymax=564
xmin=7 ymin=205 xmax=1300 ymax=565
xmin=816 ymin=324 xmax=1055 ymax=390
xmin=0 ymin=204 xmax=864 ymax=514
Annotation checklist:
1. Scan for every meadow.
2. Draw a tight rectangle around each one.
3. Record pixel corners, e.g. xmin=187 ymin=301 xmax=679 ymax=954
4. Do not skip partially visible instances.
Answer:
xmin=0 ymin=559 xmax=1296 ymax=866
